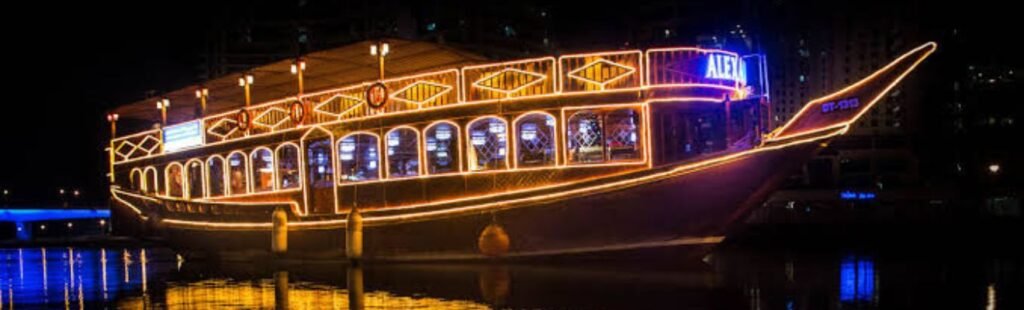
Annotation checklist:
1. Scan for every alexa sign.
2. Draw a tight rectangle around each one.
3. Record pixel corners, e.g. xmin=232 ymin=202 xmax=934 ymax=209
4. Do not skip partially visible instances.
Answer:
xmin=704 ymin=53 xmax=746 ymax=85
xmin=163 ymin=120 xmax=204 ymax=152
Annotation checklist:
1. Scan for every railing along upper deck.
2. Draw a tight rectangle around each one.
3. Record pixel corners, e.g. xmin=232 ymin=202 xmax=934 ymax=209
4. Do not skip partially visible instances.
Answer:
xmin=112 ymin=47 xmax=763 ymax=165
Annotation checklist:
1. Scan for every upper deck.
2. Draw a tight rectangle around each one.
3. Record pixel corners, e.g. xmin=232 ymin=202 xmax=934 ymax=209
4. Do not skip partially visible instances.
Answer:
xmin=110 ymin=45 xmax=768 ymax=166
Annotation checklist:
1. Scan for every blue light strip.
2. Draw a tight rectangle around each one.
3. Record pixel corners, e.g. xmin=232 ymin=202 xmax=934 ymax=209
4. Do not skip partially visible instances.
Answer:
xmin=0 ymin=209 xmax=111 ymax=222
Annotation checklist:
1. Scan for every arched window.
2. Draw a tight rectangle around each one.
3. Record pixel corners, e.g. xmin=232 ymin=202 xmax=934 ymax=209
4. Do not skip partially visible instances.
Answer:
xmin=144 ymin=167 xmax=158 ymax=194
xmin=306 ymin=139 xmax=334 ymax=188
xmin=604 ymin=109 xmax=642 ymax=161
xmin=567 ymin=111 xmax=605 ymax=163
xmin=514 ymin=113 xmax=556 ymax=168
xmin=276 ymin=144 xmax=301 ymax=189
xmin=130 ymin=169 xmax=143 ymax=191
xmin=467 ymin=116 xmax=508 ymax=171
xmin=207 ymin=156 xmax=226 ymax=197
xmin=424 ymin=122 xmax=460 ymax=175
xmin=386 ymin=127 xmax=420 ymax=178
xmin=338 ymin=133 xmax=380 ymax=182
xmin=186 ymin=160 xmax=205 ymax=199
xmin=165 ymin=163 xmax=184 ymax=198
xmin=251 ymin=148 xmax=274 ymax=192
xmin=227 ymin=152 xmax=248 ymax=195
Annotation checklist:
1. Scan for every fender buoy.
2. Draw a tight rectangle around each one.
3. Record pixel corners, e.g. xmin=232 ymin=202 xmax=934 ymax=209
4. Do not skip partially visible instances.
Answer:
xmin=477 ymin=223 xmax=510 ymax=257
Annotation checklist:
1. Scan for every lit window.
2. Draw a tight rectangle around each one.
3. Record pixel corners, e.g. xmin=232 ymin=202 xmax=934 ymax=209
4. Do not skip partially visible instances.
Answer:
xmin=605 ymin=109 xmax=642 ymax=161
xmin=144 ymin=167 xmax=159 ymax=194
xmin=306 ymin=139 xmax=333 ymax=188
xmin=567 ymin=108 xmax=643 ymax=164
xmin=515 ymin=113 xmax=556 ymax=167
xmin=186 ymin=160 xmax=205 ymax=199
xmin=386 ymin=128 xmax=420 ymax=178
xmin=206 ymin=157 xmax=225 ymax=197
xmin=227 ymin=153 xmax=248 ymax=195
xmin=338 ymin=134 xmax=379 ymax=182
xmin=251 ymin=148 xmax=274 ymax=192
xmin=467 ymin=117 xmax=508 ymax=171
xmin=130 ymin=169 xmax=143 ymax=192
xmin=277 ymin=144 xmax=301 ymax=189
xmin=567 ymin=111 xmax=605 ymax=163
xmin=165 ymin=163 xmax=184 ymax=198
xmin=425 ymin=122 xmax=460 ymax=175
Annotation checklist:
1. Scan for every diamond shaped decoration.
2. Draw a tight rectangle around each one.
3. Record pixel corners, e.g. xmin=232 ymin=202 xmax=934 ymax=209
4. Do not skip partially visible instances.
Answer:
xmin=314 ymin=95 xmax=363 ymax=118
xmin=114 ymin=141 xmax=137 ymax=159
xmin=391 ymin=81 xmax=453 ymax=105
xmin=253 ymin=107 xmax=290 ymax=129
xmin=136 ymin=135 xmax=162 ymax=154
xmin=567 ymin=59 xmax=636 ymax=88
xmin=206 ymin=118 xmax=238 ymax=139
xmin=473 ymin=68 xmax=546 ymax=95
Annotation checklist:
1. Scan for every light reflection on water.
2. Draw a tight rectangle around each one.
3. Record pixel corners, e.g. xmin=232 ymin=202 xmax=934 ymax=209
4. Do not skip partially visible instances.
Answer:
xmin=0 ymin=246 xmax=1019 ymax=309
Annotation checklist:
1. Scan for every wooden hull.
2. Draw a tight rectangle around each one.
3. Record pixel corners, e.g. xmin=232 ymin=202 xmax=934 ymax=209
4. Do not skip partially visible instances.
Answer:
xmin=112 ymin=141 xmax=818 ymax=261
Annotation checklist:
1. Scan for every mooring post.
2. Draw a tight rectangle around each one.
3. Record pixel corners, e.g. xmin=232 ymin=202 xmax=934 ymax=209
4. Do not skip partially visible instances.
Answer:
xmin=345 ymin=206 xmax=363 ymax=261
xmin=272 ymin=206 xmax=288 ymax=257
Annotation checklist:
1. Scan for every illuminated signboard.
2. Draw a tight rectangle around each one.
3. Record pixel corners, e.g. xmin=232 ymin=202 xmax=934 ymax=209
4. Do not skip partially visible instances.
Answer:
xmin=821 ymin=98 xmax=861 ymax=114
xmin=840 ymin=190 xmax=875 ymax=200
xmin=163 ymin=120 xmax=204 ymax=152
xmin=704 ymin=53 xmax=746 ymax=84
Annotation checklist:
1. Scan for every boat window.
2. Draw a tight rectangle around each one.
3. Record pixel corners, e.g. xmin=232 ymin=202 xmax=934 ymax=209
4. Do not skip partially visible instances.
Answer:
xmin=605 ymin=109 xmax=642 ymax=161
xmin=567 ymin=111 xmax=605 ymax=163
xmin=467 ymin=117 xmax=508 ymax=171
xmin=386 ymin=128 xmax=420 ymax=178
xmin=277 ymin=144 xmax=301 ymax=189
xmin=165 ymin=163 xmax=184 ymax=198
xmin=130 ymin=169 xmax=143 ymax=191
xmin=424 ymin=122 xmax=460 ymax=175
xmin=514 ymin=113 xmax=556 ymax=168
xmin=144 ymin=167 xmax=159 ymax=194
xmin=227 ymin=152 xmax=249 ymax=195
xmin=567 ymin=108 xmax=644 ymax=164
xmin=338 ymin=134 xmax=380 ymax=182
xmin=207 ymin=157 xmax=225 ymax=197
xmin=306 ymin=139 xmax=334 ymax=188
xmin=251 ymin=148 xmax=274 ymax=192
xmin=186 ymin=160 xmax=205 ymax=199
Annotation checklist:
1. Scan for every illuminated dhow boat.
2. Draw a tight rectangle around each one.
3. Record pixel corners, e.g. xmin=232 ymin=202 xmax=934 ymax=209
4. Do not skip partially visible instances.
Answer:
xmin=106 ymin=40 xmax=936 ymax=260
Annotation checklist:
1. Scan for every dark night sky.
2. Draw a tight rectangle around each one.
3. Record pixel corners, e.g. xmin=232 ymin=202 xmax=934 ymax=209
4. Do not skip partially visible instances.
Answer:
xmin=1 ymin=0 xmax=1019 ymax=206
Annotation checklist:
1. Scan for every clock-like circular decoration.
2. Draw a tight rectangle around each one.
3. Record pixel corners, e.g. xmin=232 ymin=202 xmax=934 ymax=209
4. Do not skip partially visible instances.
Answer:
xmin=289 ymin=100 xmax=306 ymax=124
xmin=236 ymin=109 xmax=252 ymax=131
xmin=365 ymin=82 xmax=389 ymax=109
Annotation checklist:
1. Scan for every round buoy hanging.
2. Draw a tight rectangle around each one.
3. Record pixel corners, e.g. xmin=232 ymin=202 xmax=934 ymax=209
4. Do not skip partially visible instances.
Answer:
xmin=477 ymin=221 xmax=510 ymax=257
xmin=365 ymin=82 xmax=389 ymax=109
xmin=289 ymin=100 xmax=306 ymax=124
xmin=236 ymin=109 xmax=252 ymax=131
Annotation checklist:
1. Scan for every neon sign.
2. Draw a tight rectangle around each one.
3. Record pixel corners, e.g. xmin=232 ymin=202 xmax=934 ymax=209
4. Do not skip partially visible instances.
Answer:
xmin=163 ymin=120 xmax=204 ymax=152
xmin=840 ymin=190 xmax=875 ymax=200
xmin=704 ymin=53 xmax=746 ymax=84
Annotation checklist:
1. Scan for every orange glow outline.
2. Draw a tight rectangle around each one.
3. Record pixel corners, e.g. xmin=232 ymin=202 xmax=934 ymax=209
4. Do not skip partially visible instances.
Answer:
xmin=249 ymin=147 xmax=276 ymax=193
xmin=471 ymin=67 xmax=549 ymax=96
xmin=299 ymin=126 xmax=338 ymax=216
xmin=163 ymin=162 xmax=184 ymax=198
xmin=644 ymin=46 xmax=741 ymax=90
xmin=769 ymin=42 xmax=937 ymax=141
xmin=422 ymin=120 xmax=464 ymax=176
xmin=383 ymin=126 xmax=424 ymax=179
xmin=561 ymin=103 xmax=649 ymax=166
xmin=274 ymin=142 xmax=304 ymax=191
xmin=464 ymin=115 xmax=512 ymax=172
xmin=564 ymin=57 xmax=639 ymax=90
xmin=251 ymin=106 xmax=292 ymax=130
xmin=312 ymin=93 xmax=364 ymax=120
xmin=143 ymin=166 xmax=158 ymax=194
xmin=511 ymin=111 xmax=559 ymax=169
xmin=129 ymin=168 xmax=143 ymax=192
xmin=558 ymin=50 xmax=644 ymax=93
xmin=204 ymin=155 xmax=227 ymax=198
xmin=335 ymin=131 xmax=385 ymax=185
xmin=183 ymin=159 xmax=206 ymax=200
xmin=225 ymin=151 xmax=250 ymax=196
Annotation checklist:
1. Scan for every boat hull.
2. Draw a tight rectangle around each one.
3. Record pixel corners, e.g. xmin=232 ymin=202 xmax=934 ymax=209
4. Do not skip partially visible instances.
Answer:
xmin=112 ymin=142 xmax=818 ymax=261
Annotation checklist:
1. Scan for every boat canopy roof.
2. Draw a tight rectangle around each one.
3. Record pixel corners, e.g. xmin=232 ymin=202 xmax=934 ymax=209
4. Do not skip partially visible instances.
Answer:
xmin=111 ymin=39 xmax=487 ymax=124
